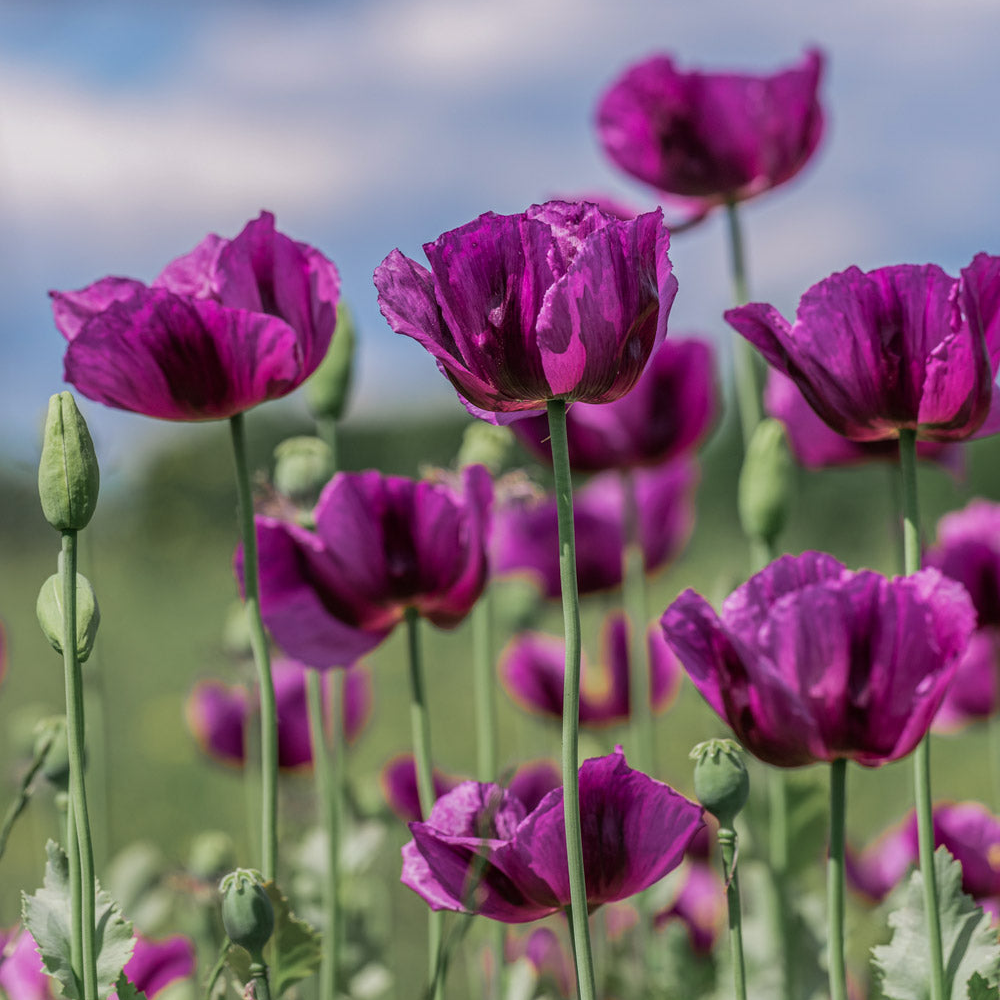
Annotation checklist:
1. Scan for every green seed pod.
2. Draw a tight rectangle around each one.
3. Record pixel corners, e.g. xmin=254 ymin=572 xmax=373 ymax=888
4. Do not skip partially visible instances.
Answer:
xmin=738 ymin=418 xmax=794 ymax=546
xmin=36 ymin=571 xmax=100 ymax=662
xmin=219 ymin=869 xmax=274 ymax=958
xmin=691 ymin=738 xmax=749 ymax=828
xmin=456 ymin=422 xmax=515 ymax=475
xmin=272 ymin=436 xmax=334 ymax=506
xmin=38 ymin=391 xmax=100 ymax=531
xmin=305 ymin=303 xmax=356 ymax=422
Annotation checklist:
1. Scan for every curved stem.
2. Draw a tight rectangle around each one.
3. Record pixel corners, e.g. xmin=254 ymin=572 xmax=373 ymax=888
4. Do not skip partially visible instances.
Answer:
xmin=899 ymin=428 xmax=945 ymax=1000
xmin=405 ymin=608 xmax=444 ymax=1000
xmin=827 ymin=759 xmax=848 ymax=1000
xmin=547 ymin=399 xmax=598 ymax=1000
xmin=230 ymin=413 xmax=278 ymax=881
xmin=61 ymin=533 xmax=98 ymax=1000
xmin=717 ymin=825 xmax=747 ymax=1000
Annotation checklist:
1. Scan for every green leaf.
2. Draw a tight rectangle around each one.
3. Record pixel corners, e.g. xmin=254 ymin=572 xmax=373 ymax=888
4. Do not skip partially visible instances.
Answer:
xmin=113 ymin=973 xmax=148 ymax=1000
xmin=872 ymin=847 xmax=1000 ymax=1000
xmin=21 ymin=840 xmax=135 ymax=1000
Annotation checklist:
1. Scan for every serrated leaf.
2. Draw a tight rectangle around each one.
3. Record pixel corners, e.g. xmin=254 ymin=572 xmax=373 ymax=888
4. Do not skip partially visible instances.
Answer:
xmin=872 ymin=847 xmax=1000 ymax=1000
xmin=21 ymin=841 xmax=135 ymax=1000
xmin=113 ymin=973 xmax=148 ymax=1000
xmin=969 ymin=972 xmax=1000 ymax=1000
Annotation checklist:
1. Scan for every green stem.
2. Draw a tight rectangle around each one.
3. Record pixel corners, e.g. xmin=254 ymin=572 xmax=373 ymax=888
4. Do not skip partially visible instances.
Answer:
xmin=317 ymin=416 xmax=339 ymax=470
xmin=306 ymin=669 xmax=341 ymax=1000
xmin=0 ymin=724 xmax=56 ymax=862
xmin=717 ymin=825 xmax=747 ymax=1000
xmin=405 ymin=608 xmax=444 ymax=1000
xmin=725 ymin=200 xmax=762 ymax=450
xmin=61 ymin=532 xmax=98 ymax=1000
xmin=249 ymin=959 xmax=273 ymax=1000
xmin=472 ymin=593 xmax=498 ymax=782
xmin=899 ymin=427 xmax=945 ymax=1000
xmin=827 ymin=759 xmax=848 ymax=1000
xmin=66 ymin=791 xmax=83 ymax=997
xmin=230 ymin=413 xmax=278 ymax=881
xmin=547 ymin=399 xmax=598 ymax=1000
xmin=767 ymin=767 xmax=793 ymax=1000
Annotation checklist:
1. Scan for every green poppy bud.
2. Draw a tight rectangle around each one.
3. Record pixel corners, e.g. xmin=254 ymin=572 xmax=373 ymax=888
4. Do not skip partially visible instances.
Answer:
xmin=219 ymin=869 xmax=274 ymax=958
xmin=691 ymin=738 xmax=749 ymax=828
xmin=305 ymin=303 xmax=356 ymax=422
xmin=456 ymin=422 xmax=514 ymax=475
xmin=36 ymin=571 xmax=100 ymax=663
xmin=738 ymin=418 xmax=794 ymax=546
xmin=38 ymin=392 xmax=100 ymax=531
xmin=272 ymin=436 xmax=334 ymax=506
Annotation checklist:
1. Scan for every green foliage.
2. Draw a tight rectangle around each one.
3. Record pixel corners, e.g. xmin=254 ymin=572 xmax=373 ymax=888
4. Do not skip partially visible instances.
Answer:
xmin=113 ymin=973 xmax=148 ymax=1000
xmin=872 ymin=847 xmax=1000 ymax=1000
xmin=21 ymin=841 xmax=135 ymax=1000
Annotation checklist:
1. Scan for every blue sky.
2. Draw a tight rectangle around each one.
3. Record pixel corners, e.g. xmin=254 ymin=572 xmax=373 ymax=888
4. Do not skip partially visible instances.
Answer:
xmin=2 ymin=0 xmax=999 ymax=466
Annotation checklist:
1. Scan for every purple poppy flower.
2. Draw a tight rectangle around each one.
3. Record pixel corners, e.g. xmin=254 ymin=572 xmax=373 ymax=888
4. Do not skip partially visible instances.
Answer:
xmin=510 ymin=338 xmax=718 ymax=472
xmin=500 ymin=611 xmax=682 ymax=725
xmin=660 ymin=552 xmax=976 ymax=767
xmin=654 ymin=861 xmax=725 ymax=955
xmin=0 ymin=928 xmax=49 ymax=1000
xmin=764 ymin=370 xmax=963 ymax=473
xmin=51 ymin=212 xmax=339 ymax=421
xmin=187 ymin=659 xmax=372 ymax=770
xmin=932 ymin=628 xmax=1000 ymax=732
xmin=401 ymin=747 xmax=704 ymax=922
xmin=726 ymin=257 xmax=1000 ymax=443
xmin=248 ymin=464 xmax=493 ymax=667
xmin=506 ymin=927 xmax=575 ymax=997
xmin=381 ymin=754 xmax=463 ymax=823
xmin=505 ymin=760 xmax=561 ymax=813
xmin=116 ymin=935 xmax=195 ymax=999
xmin=374 ymin=201 xmax=677 ymax=420
xmin=492 ymin=459 xmax=696 ymax=598
xmin=596 ymin=50 xmax=824 ymax=216
xmin=847 ymin=803 xmax=1000 ymax=917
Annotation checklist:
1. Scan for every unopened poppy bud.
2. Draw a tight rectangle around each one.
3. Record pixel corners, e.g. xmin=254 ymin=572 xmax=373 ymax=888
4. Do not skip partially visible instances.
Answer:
xmin=691 ymin=738 xmax=749 ymax=827
xmin=272 ymin=436 xmax=334 ymax=505
xmin=305 ymin=303 xmax=356 ymax=422
xmin=36 ymin=571 xmax=100 ymax=662
xmin=38 ymin=391 xmax=100 ymax=531
xmin=738 ymin=418 xmax=794 ymax=545
xmin=456 ymin=423 xmax=514 ymax=475
xmin=219 ymin=869 xmax=274 ymax=958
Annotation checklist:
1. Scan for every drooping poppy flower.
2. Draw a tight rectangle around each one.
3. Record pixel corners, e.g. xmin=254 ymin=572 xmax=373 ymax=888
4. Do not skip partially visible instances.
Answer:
xmin=847 ymin=803 xmax=1000 ymax=919
xmin=510 ymin=337 xmax=718 ymax=472
xmin=764 ymin=370 xmax=963 ymax=473
xmin=374 ymin=201 xmax=677 ymax=421
xmin=596 ymin=50 xmax=824 ymax=218
xmin=401 ymin=747 xmax=704 ymax=922
xmin=726 ymin=257 xmax=1000 ymax=443
xmin=491 ymin=459 xmax=696 ymax=598
xmin=247 ymin=464 xmax=493 ymax=667
xmin=51 ymin=212 xmax=339 ymax=421
xmin=660 ymin=552 xmax=976 ymax=768
xmin=499 ymin=611 xmax=682 ymax=725
xmin=187 ymin=659 xmax=372 ymax=770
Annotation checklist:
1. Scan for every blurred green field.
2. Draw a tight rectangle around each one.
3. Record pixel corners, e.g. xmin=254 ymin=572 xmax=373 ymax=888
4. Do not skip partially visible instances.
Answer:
xmin=1 ymin=397 xmax=998 ymax=995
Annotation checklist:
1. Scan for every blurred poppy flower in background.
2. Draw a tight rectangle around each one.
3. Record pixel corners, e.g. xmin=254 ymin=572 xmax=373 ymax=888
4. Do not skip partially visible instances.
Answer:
xmin=661 ymin=552 xmax=976 ymax=767
xmin=374 ymin=200 xmax=677 ymax=420
xmin=52 ymin=212 xmax=340 ymax=421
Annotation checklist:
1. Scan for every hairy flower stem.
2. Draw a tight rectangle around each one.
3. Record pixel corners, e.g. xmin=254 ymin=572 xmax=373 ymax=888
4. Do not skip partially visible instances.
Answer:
xmin=405 ymin=608 xmax=444 ymax=1000
xmin=717 ymin=825 xmax=748 ymax=1000
xmin=547 ymin=399 xmax=598 ymax=1000
xmin=230 ymin=412 xmax=278 ymax=881
xmin=61 ymin=533 xmax=98 ymax=1000
xmin=725 ymin=199 xmax=762 ymax=450
xmin=827 ymin=759 xmax=848 ymax=1000
xmin=899 ymin=427 xmax=945 ymax=1000
xmin=306 ymin=668 xmax=342 ymax=1000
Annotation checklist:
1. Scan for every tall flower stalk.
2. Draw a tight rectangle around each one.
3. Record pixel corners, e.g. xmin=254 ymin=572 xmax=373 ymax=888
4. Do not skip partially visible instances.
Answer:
xmin=547 ymin=399 xmax=597 ymax=1000
xmin=827 ymin=758 xmax=848 ymax=1000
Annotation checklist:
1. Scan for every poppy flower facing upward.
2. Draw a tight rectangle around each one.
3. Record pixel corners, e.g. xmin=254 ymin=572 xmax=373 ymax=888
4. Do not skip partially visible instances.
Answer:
xmin=374 ymin=200 xmax=677 ymax=420
xmin=51 ymin=212 xmax=340 ymax=421
xmin=660 ymin=552 xmax=976 ymax=768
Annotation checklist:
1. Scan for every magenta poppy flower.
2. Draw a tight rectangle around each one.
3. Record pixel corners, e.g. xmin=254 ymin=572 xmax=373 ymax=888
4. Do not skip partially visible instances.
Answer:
xmin=932 ymin=628 xmax=1000 ymax=732
xmin=506 ymin=927 xmax=574 ymax=997
xmin=660 ymin=552 xmax=976 ymax=767
xmin=726 ymin=256 xmax=1000 ymax=443
xmin=500 ymin=611 xmax=682 ymax=725
xmin=401 ymin=747 xmax=704 ymax=922
xmin=0 ymin=928 xmax=49 ymax=1000
xmin=381 ymin=754 xmax=463 ymax=823
xmin=51 ymin=212 xmax=339 ymax=421
xmin=492 ymin=459 xmax=696 ymax=598
xmin=374 ymin=201 xmax=677 ymax=420
xmin=510 ymin=337 xmax=718 ymax=472
xmin=247 ymin=464 xmax=493 ymax=667
xmin=764 ymin=370 xmax=963 ymax=473
xmin=596 ymin=50 xmax=824 ymax=216
xmin=653 ymin=861 xmax=725 ymax=955
xmin=848 ymin=803 xmax=1000 ymax=917
xmin=187 ymin=659 xmax=372 ymax=769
